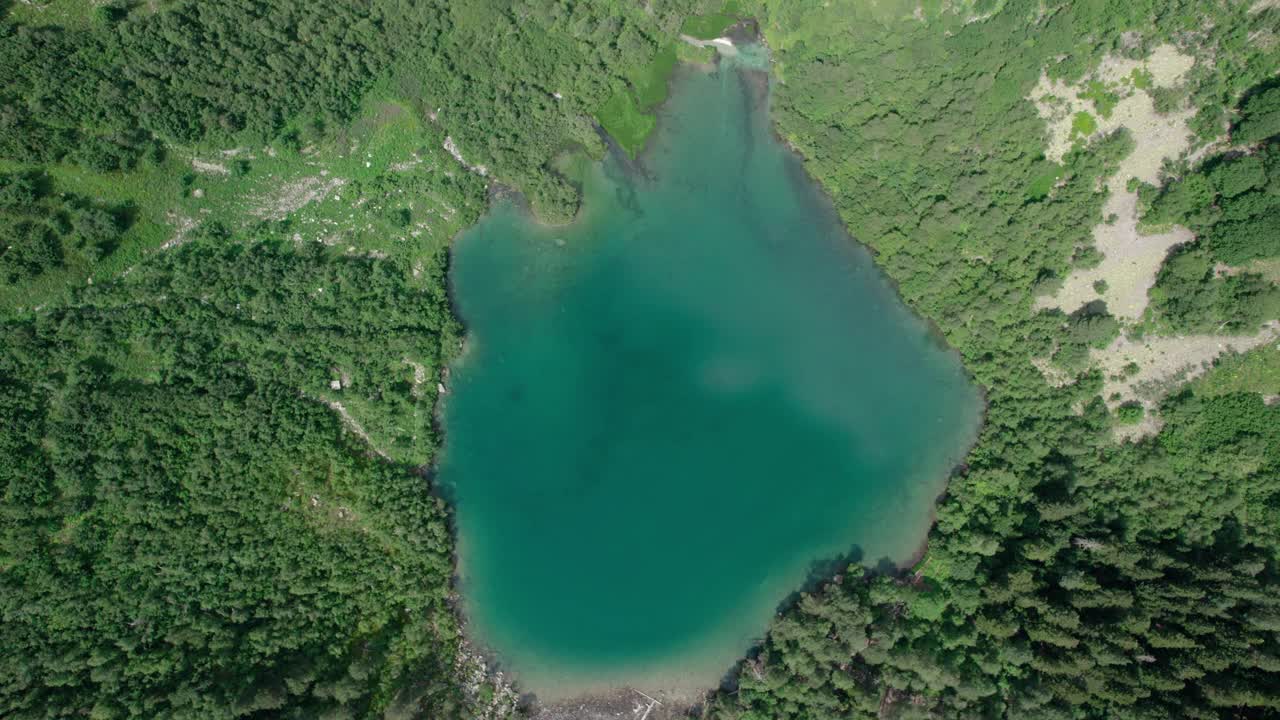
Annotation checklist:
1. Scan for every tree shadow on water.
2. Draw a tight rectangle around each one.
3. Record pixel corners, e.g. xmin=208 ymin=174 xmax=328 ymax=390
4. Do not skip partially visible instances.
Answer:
xmin=713 ymin=542 xmax=908 ymax=694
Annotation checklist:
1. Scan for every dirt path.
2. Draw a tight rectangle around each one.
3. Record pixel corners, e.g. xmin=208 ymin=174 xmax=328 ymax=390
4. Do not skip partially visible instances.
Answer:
xmin=300 ymin=390 xmax=391 ymax=460
xmin=444 ymin=136 xmax=489 ymax=177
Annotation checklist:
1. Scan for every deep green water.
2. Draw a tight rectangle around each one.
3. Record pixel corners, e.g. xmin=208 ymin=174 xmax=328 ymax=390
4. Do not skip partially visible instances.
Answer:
xmin=439 ymin=50 xmax=982 ymax=697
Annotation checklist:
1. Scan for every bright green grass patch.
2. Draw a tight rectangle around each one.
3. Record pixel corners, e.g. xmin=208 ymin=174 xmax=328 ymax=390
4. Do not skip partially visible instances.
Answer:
xmin=1248 ymin=257 xmax=1280 ymax=284
xmin=0 ymin=94 xmax=482 ymax=314
xmin=169 ymin=95 xmax=479 ymax=261
xmin=632 ymin=44 xmax=679 ymax=110
xmin=1072 ymin=111 xmax=1098 ymax=137
xmin=596 ymin=91 xmax=656 ymax=158
xmin=1079 ymin=80 xmax=1120 ymax=119
xmin=6 ymin=0 xmax=101 ymax=29
xmin=551 ymin=150 xmax=594 ymax=187
xmin=0 ymin=156 xmax=184 ymax=314
xmin=6 ymin=0 xmax=163 ymax=28
xmin=911 ymin=548 xmax=954 ymax=583
xmin=1131 ymin=67 xmax=1154 ymax=89
xmin=681 ymin=13 xmax=737 ymax=40
xmin=1194 ymin=344 xmax=1280 ymax=398
xmin=596 ymin=43 xmax=680 ymax=156
xmin=676 ymin=41 xmax=717 ymax=65
xmin=1026 ymin=163 xmax=1064 ymax=200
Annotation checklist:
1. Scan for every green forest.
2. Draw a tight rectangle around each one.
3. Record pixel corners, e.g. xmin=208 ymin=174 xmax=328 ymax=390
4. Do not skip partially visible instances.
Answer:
xmin=2 ymin=0 xmax=1279 ymax=719
xmin=703 ymin=1 xmax=1280 ymax=718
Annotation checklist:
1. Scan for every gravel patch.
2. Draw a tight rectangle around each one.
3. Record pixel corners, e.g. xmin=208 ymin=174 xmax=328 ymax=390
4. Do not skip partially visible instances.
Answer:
xmin=525 ymin=686 xmax=703 ymax=720
xmin=191 ymin=158 xmax=230 ymax=175
xmin=1031 ymin=45 xmax=1198 ymax=320
xmin=160 ymin=212 xmax=198 ymax=251
xmin=252 ymin=176 xmax=347 ymax=220
xmin=1095 ymin=322 xmax=1280 ymax=440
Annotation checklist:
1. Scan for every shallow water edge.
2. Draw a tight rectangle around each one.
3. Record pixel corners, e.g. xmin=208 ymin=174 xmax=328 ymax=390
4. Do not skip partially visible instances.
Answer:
xmin=432 ymin=43 xmax=986 ymax=706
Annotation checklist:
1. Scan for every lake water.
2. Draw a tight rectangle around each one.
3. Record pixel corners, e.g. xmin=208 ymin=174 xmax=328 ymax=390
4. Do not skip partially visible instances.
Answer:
xmin=438 ymin=48 xmax=982 ymax=698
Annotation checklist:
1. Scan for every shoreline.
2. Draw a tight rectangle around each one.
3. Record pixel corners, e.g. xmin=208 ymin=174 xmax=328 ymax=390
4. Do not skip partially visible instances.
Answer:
xmin=758 ymin=57 xmax=995 ymax=584
xmin=427 ymin=20 xmax=990 ymax=714
xmin=523 ymin=686 xmax=704 ymax=720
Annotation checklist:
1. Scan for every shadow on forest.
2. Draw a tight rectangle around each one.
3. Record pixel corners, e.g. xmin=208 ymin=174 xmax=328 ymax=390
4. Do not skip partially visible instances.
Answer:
xmin=1237 ymin=74 xmax=1280 ymax=119
xmin=711 ymin=540 xmax=897 ymax=695
xmin=712 ymin=459 xmax=982 ymax=695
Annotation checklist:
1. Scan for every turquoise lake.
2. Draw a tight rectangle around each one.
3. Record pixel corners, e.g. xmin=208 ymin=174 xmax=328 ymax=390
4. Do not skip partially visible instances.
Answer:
xmin=438 ymin=49 xmax=982 ymax=698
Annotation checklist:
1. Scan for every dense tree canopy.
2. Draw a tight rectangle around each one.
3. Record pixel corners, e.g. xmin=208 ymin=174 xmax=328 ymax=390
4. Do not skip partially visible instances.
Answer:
xmin=700 ymin=0 xmax=1280 ymax=718
xmin=0 ymin=1 xmax=729 ymax=716
xmin=1143 ymin=140 xmax=1280 ymax=331
xmin=1 ymin=0 xmax=1278 ymax=718
xmin=1 ymin=239 xmax=466 ymax=719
